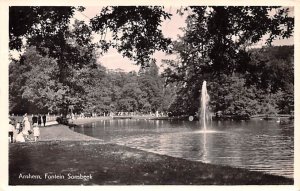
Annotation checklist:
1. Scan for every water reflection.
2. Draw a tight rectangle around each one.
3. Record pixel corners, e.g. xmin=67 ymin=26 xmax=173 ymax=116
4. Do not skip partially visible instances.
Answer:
xmin=73 ymin=119 xmax=294 ymax=178
xmin=203 ymin=132 xmax=208 ymax=163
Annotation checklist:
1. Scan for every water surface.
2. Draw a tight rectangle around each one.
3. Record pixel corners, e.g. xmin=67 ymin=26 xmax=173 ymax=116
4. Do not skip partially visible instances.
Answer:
xmin=72 ymin=119 xmax=294 ymax=178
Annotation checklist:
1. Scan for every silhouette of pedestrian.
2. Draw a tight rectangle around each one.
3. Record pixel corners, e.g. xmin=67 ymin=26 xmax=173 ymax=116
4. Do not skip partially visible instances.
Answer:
xmin=9 ymin=119 xmax=14 ymax=143
xmin=37 ymin=114 xmax=42 ymax=126
xmin=32 ymin=114 xmax=38 ymax=126
xmin=42 ymin=114 xmax=46 ymax=127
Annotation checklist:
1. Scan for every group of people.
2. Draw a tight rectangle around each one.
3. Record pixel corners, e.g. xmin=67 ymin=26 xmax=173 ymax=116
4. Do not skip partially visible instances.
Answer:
xmin=8 ymin=113 xmax=47 ymax=143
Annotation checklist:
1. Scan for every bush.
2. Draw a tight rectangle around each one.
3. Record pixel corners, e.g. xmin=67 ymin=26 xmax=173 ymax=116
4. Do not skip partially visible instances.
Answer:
xmin=56 ymin=116 xmax=69 ymax=125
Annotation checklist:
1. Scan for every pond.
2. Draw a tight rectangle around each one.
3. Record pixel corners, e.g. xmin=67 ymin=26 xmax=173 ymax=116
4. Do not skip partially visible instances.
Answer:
xmin=71 ymin=119 xmax=294 ymax=178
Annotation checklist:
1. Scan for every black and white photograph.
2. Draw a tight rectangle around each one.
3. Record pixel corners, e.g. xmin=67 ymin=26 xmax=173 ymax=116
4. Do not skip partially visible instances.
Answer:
xmin=1 ymin=1 xmax=298 ymax=189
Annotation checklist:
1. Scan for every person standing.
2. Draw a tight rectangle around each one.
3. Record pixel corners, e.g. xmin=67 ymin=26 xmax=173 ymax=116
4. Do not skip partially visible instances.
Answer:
xmin=37 ymin=114 xmax=42 ymax=126
xmin=22 ymin=113 xmax=28 ymax=123
xmin=22 ymin=114 xmax=31 ymax=141
xmin=42 ymin=114 xmax=47 ymax=127
xmin=32 ymin=114 xmax=38 ymax=126
xmin=9 ymin=120 xmax=14 ymax=143
xmin=15 ymin=121 xmax=20 ymax=133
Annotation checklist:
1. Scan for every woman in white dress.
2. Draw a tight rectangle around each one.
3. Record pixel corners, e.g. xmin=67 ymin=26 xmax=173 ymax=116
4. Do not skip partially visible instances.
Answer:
xmin=22 ymin=114 xmax=31 ymax=141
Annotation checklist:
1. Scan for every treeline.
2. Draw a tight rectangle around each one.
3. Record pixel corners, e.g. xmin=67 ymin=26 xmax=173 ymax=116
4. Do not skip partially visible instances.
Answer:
xmin=82 ymin=62 xmax=175 ymax=115
xmin=9 ymin=47 xmax=175 ymax=115
xmin=165 ymin=45 xmax=294 ymax=118
xmin=9 ymin=45 xmax=293 ymax=118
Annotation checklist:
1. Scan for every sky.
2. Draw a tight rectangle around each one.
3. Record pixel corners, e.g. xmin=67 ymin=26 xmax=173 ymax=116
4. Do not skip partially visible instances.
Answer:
xmin=73 ymin=6 xmax=294 ymax=73
xmin=73 ymin=6 xmax=187 ymax=72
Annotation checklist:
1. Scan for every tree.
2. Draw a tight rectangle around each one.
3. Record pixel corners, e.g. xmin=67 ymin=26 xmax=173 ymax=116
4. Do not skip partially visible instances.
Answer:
xmin=138 ymin=62 xmax=164 ymax=113
xmin=9 ymin=6 xmax=78 ymax=50
xmin=9 ymin=46 xmax=59 ymax=114
xmin=81 ymin=65 xmax=112 ymax=114
xmin=245 ymin=46 xmax=294 ymax=114
xmin=160 ymin=82 xmax=177 ymax=113
xmin=9 ymin=18 xmax=98 ymax=115
xmin=9 ymin=57 xmax=37 ymax=114
xmin=245 ymin=46 xmax=294 ymax=93
xmin=209 ymin=75 xmax=259 ymax=118
xmin=9 ymin=6 xmax=174 ymax=115
xmin=163 ymin=6 xmax=294 ymax=117
xmin=185 ymin=6 xmax=293 ymax=75
xmin=90 ymin=6 xmax=172 ymax=67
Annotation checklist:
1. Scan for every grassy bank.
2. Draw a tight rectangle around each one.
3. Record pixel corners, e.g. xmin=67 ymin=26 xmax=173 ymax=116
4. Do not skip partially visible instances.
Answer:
xmin=9 ymin=141 xmax=293 ymax=185
xmin=9 ymin=121 xmax=293 ymax=185
xmin=39 ymin=124 xmax=101 ymax=142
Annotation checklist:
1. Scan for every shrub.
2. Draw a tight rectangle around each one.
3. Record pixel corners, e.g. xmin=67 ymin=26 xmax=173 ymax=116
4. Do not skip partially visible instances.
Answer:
xmin=56 ymin=116 xmax=69 ymax=125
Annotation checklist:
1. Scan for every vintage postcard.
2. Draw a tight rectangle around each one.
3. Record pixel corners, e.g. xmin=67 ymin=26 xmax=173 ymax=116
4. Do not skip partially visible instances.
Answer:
xmin=1 ymin=0 xmax=299 ymax=191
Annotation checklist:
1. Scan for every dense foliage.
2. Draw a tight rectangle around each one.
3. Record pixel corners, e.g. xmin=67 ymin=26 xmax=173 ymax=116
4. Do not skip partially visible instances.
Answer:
xmin=9 ymin=54 xmax=172 ymax=115
xmin=9 ymin=6 xmax=294 ymax=118
xmin=9 ymin=6 xmax=172 ymax=115
xmin=82 ymin=62 xmax=171 ymax=114
xmin=163 ymin=7 xmax=294 ymax=118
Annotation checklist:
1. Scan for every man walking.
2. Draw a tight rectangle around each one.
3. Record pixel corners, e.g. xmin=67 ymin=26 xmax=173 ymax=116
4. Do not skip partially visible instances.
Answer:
xmin=42 ymin=114 xmax=47 ymax=127
xmin=37 ymin=114 xmax=42 ymax=126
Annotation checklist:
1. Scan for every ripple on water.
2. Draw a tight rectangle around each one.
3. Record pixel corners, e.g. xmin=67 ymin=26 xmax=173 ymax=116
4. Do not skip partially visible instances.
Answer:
xmin=74 ymin=119 xmax=294 ymax=178
xmin=193 ymin=130 xmax=223 ymax=134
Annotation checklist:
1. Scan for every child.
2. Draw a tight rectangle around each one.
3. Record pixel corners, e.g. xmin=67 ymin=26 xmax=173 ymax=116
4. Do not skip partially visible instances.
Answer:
xmin=16 ymin=131 xmax=25 ymax=143
xmin=33 ymin=123 xmax=40 ymax=142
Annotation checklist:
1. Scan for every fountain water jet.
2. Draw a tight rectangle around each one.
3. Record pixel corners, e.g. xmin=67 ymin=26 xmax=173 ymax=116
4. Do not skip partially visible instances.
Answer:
xmin=200 ymin=81 xmax=210 ymax=131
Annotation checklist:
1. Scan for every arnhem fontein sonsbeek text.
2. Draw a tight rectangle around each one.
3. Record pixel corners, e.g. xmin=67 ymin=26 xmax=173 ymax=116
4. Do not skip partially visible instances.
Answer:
xmin=18 ymin=173 xmax=93 ymax=181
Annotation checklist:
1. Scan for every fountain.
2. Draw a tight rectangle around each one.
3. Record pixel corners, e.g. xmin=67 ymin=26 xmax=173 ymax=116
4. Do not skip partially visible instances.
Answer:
xmin=200 ymin=81 xmax=210 ymax=131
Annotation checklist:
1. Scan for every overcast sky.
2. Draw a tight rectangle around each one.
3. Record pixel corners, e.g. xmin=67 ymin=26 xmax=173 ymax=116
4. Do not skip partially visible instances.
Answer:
xmin=73 ymin=6 xmax=295 ymax=72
